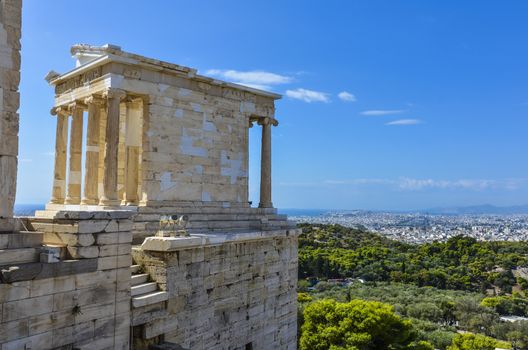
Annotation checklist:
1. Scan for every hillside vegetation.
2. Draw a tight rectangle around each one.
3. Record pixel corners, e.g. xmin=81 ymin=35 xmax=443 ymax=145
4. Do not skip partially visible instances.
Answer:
xmin=299 ymin=223 xmax=528 ymax=293
xmin=297 ymin=223 xmax=528 ymax=350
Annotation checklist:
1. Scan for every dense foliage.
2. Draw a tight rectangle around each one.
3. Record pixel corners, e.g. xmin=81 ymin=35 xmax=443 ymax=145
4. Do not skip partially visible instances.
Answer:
xmin=299 ymin=299 xmax=433 ymax=350
xmin=299 ymin=223 xmax=528 ymax=293
xmin=297 ymin=223 xmax=528 ymax=349
xmin=447 ymin=334 xmax=497 ymax=350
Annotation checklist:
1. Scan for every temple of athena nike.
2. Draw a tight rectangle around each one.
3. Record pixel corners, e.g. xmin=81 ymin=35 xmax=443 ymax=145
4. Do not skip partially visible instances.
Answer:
xmin=0 ymin=1 xmax=299 ymax=349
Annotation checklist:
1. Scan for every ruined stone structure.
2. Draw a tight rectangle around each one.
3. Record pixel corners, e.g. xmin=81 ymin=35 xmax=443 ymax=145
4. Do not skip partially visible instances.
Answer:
xmin=0 ymin=2 xmax=299 ymax=349
xmin=0 ymin=0 xmax=20 ymax=227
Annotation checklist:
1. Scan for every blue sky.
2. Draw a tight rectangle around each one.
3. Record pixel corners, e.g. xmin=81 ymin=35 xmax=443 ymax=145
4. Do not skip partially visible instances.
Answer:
xmin=15 ymin=0 xmax=528 ymax=210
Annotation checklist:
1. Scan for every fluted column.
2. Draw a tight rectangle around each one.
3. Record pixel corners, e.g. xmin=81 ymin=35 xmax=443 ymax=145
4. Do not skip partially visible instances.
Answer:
xmin=100 ymin=88 xmax=126 ymax=206
xmin=65 ymin=103 xmax=84 ymax=205
xmin=258 ymin=117 xmax=278 ymax=208
xmin=81 ymin=96 xmax=103 ymax=205
xmin=123 ymin=98 xmax=141 ymax=205
xmin=49 ymin=107 xmax=69 ymax=204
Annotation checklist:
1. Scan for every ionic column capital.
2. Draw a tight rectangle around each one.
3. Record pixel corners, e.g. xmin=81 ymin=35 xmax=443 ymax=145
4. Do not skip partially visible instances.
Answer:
xmin=51 ymin=106 xmax=69 ymax=117
xmin=103 ymin=88 xmax=127 ymax=100
xmin=254 ymin=116 xmax=279 ymax=127
xmin=84 ymin=95 xmax=105 ymax=106
xmin=257 ymin=117 xmax=269 ymax=126
xmin=68 ymin=101 xmax=86 ymax=112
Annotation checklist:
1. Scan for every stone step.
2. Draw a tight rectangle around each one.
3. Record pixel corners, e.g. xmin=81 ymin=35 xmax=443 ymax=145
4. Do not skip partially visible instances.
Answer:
xmin=135 ymin=213 xmax=286 ymax=222
xmin=131 ymin=300 xmax=167 ymax=326
xmin=0 ymin=231 xmax=43 ymax=249
xmin=0 ymin=247 xmax=40 ymax=265
xmin=132 ymin=291 xmax=168 ymax=308
xmin=131 ymin=273 xmax=149 ymax=286
xmin=130 ymin=264 xmax=141 ymax=274
xmin=131 ymin=282 xmax=157 ymax=297
xmin=137 ymin=206 xmax=277 ymax=215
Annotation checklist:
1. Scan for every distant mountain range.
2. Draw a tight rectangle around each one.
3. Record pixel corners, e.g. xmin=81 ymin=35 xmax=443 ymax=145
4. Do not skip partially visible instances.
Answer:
xmin=421 ymin=204 xmax=528 ymax=215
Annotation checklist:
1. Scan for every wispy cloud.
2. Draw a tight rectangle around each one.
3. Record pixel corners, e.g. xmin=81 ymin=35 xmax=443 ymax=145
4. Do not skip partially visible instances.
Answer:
xmin=205 ymin=69 xmax=292 ymax=90
xmin=42 ymin=151 xmax=55 ymax=157
xmin=285 ymin=88 xmax=330 ymax=103
xmin=396 ymin=178 xmax=523 ymax=191
xmin=386 ymin=119 xmax=422 ymax=126
xmin=19 ymin=158 xmax=32 ymax=163
xmin=338 ymin=91 xmax=356 ymax=102
xmin=361 ymin=109 xmax=406 ymax=116
xmin=280 ymin=177 xmax=525 ymax=191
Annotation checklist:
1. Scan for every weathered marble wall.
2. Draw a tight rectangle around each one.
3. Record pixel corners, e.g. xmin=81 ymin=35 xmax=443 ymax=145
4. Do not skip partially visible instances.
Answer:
xmin=0 ymin=0 xmax=21 ymax=220
xmin=116 ymin=69 xmax=277 ymax=207
xmin=0 ymin=212 xmax=133 ymax=349
xmin=133 ymin=229 xmax=299 ymax=350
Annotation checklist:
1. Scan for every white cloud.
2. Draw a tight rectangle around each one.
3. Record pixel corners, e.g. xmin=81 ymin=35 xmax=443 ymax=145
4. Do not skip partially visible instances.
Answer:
xmin=284 ymin=177 xmax=525 ymax=191
xmin=285 ymin=88 xmax=330 ymax=103
xmin=386 ymin=119 xmax=422 ymax=126
xmin=323 ymin=179 xmax=392 ymax=186
xmin=361 ymin=109 xmax=406 ymax=116
xmin=396 ymin=178 xmax=513 ymax=191
xmin=19 ymin=158 xmax=32 ymax=163
xmin=338 ymin=91 xmax=356 ymax=102
xmin=42 ymin=151 xmax=55 ymax=157
xmin=205 ymin=69 xmax=292 ymax=90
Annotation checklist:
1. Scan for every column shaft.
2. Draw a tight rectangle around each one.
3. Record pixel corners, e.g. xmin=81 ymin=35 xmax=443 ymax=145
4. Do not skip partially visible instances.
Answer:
xmin=81 ymin=98 xmax=101 ymax=204
xmin=65 ymin=105 xmax=84 ymax=204
xmin=123 ymin=100 xmax=141 ymax=205
xmin=259 ymin=118 xmax=273 ymax=208
xmin=100 ymin=89 xmax=125 ymax=206
xmin=50 ymin=110 xmax=69 ymax=204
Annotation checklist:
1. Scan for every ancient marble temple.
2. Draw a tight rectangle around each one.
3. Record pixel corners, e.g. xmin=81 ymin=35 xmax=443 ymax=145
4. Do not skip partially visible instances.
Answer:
xmin=39 ymin=44 xmax=292 ymax=243
xmin=0 ymin=2 xmax=299 ymax=349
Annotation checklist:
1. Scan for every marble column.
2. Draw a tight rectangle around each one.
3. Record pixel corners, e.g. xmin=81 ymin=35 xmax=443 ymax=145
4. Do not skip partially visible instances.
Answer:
xmin=81 ymin=96 xmax=102 ymax=205
xmin=100 ymin=88 xmax=126 ymax=206
xmin=65 ymin=103 xmax=84 ymax=205
xmin=49 ymin=107 xmax=69 ymax=204
xmin=258 ymin=117 xmax=277 ymax=208
xmin=123 ymin=98 xmax=141 ymax=205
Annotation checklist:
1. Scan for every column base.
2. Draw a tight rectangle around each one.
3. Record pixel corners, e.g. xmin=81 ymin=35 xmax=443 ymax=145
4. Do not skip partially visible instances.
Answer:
xmin=81 ymin=198 xmax=99 ymax=205
xmin=64 ymin=197 xmax=81 ymax=205
xmin=258 ymin=202 xmax=273 ymax=209
xmin=99 ymin=198 xmax=121 ymax=206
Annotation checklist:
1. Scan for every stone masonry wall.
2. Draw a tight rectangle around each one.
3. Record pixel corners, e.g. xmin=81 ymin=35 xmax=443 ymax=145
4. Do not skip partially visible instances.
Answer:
xmin=114 ymin=63 xmax=277 ymax=207
xmin=133 ymin=230 xmax=299 ymax=350
xmin=0 ymin=0 xmax=21 ymax=219
xmin=0 ymin=211 xmax=133 ymax=349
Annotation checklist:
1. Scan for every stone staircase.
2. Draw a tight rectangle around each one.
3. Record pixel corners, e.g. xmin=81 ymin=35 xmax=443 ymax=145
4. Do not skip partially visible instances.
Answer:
xmin=130 ymin=261 xmax=168 ymax=329
xmin=131 ymin=264 xmax=168 ymax=308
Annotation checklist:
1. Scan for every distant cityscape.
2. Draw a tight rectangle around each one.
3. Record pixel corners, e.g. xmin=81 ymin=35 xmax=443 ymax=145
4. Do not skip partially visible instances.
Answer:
xmin=14 ymin=204 xmax=528 ymax=244
xmin=287 ymin=209 xmax=528 ymax=244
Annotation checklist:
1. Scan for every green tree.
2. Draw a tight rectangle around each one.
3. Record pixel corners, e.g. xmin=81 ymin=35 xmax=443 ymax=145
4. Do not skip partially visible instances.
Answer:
xmin=447 ymin=334 xmax=497 ymax=350
xmin=300 ymin=299 xmax=431 ymax=350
